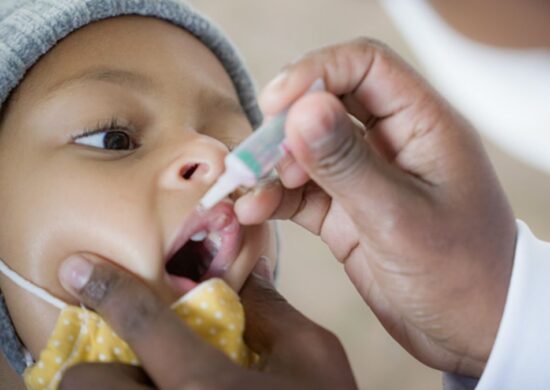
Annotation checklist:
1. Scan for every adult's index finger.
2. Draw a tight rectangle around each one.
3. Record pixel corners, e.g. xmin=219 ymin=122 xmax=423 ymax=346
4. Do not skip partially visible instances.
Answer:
xmin=259 ymin=38 xmax=436 ymax=131
xmin=58 ymin=255 xmax=229 ymax=389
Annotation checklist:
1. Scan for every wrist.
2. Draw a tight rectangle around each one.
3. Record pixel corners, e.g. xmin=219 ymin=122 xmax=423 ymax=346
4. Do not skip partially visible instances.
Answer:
xmin=474 ymin=245 xmax=515 ymax=373
xmin=447 ymin=219 xmax=516 ymax=377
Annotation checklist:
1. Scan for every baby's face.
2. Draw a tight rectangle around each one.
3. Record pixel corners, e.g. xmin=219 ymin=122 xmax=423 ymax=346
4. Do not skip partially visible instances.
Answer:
xmin=0 ymin=16 xmax=276 ymax=357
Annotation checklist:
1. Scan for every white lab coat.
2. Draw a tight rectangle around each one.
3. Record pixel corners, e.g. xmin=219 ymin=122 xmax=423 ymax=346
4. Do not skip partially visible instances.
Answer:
xmin=444 ymin=221 xmax=550 ymax=389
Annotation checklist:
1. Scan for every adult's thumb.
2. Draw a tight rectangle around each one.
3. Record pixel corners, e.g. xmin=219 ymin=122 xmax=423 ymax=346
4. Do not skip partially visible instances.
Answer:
xmin=285 ymin=92 xmax=411 ymax=220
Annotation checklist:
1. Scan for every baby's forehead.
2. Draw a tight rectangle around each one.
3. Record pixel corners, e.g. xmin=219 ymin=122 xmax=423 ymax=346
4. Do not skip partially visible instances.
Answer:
xmin=8 ymin=17 xmax=243 ymax=116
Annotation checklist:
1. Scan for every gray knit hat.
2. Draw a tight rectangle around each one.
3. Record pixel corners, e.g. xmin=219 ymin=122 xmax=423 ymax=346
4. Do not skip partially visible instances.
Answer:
xmin=0 ymin=0 xmax=262 ymax=127
xmin=0 ymin=0 xmax=262 ymax=376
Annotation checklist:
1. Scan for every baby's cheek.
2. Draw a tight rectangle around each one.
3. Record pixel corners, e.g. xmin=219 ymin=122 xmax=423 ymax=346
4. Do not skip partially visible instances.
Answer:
xmin=0 ymin=276 xmax=61 ymax=360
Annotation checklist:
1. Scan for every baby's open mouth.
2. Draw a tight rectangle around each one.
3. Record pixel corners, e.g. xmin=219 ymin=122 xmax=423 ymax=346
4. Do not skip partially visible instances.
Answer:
xmin=165 ymin=230 xmax=220 ymax=281
xmin=165 ymin=201 xmax=242 ymax=294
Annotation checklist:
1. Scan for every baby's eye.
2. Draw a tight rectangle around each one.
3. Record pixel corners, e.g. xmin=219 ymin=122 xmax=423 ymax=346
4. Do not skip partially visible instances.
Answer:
xmin=74 ymin=130 xmax=136 ymax=151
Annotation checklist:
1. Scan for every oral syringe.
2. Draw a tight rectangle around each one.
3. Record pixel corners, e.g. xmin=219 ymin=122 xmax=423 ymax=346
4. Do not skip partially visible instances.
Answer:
xmin=199 ymin=78 xmax=325 ymax=210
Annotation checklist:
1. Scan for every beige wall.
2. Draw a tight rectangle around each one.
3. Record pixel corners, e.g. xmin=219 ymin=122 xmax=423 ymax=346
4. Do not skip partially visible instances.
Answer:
xmin=189 ymin=1 xmax=550 ymax=389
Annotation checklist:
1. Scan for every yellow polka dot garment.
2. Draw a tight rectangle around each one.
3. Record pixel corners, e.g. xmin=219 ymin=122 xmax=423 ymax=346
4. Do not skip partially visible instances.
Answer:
xmin=24 ymin=278 xmax=257 ymax=390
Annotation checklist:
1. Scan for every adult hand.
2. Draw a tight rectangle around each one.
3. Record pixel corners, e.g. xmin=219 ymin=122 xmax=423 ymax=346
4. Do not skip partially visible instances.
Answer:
xmin=57 ymin=256 xmax=357 ymax=389
xmin=235 ymin=38 xmax=516 ymax=377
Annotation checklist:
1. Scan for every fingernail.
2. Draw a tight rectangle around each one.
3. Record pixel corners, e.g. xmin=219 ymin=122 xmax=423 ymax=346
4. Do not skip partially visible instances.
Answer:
xmin=59 ymin=256 xmax=93 ymax=292
xmin=260 ymin=71 xmax=289 ymax=114
xmin=253 ymin=256 xmax=273 ymax=282
xmin=265 ymin=71 xmax=288 ymax=93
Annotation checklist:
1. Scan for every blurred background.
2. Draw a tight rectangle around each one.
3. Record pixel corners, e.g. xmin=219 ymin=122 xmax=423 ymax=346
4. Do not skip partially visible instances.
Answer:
xmin=188 ymin=1 xmax=550 ymax=388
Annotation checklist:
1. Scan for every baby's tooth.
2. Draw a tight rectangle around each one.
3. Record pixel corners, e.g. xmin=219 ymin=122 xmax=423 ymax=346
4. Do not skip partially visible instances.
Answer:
xmin=207 ymin=232 xmax=222 ymax=249
xmin=190 ymin=231 xmax=208 ymax=242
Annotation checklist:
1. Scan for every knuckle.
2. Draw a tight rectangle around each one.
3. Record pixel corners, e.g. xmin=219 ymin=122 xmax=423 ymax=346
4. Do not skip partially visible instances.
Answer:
xmin=377 ymin=191 xmax=434 ymax=249
xmin=111 ymin=288 xmax=164 ymax=342
xmin=82 ymin=265 xmax=165 ymax=341
xmin=350 ymin=36 xmax=393 ymax=58
xmin=295 ymin=325 xmax=341 ymax=353
xmin=357 ymin=36 xmax=390 ymax=52
xmin=314 ymin=126 xmax=369 ymax=184
xmin=80 ymin=265 xmax=122 ymax=308
xmin=307 ymin=329 xmax=348 ymax=366
xmin=243 ymin=273 xmax=285 ymax=306
xmin=294 ymin=326 xmax=349 ymax=366
xmin=352 ymin=37 xmax=401 ymax=75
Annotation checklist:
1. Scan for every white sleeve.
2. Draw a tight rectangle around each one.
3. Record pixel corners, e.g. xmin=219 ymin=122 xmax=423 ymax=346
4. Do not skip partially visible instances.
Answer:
xmin=476 ymin=220 xmax=550 ymax=389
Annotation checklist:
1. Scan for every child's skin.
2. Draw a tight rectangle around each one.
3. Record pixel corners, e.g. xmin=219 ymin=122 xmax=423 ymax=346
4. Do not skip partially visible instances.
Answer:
xmin=0 ymin=15 xmax=277 ymax=361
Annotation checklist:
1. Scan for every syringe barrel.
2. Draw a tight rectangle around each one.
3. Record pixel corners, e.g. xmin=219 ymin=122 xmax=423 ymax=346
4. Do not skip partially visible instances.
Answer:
xmin=231 ymin=111 xmax=288 ymax=180
xmin=227 ymin=78 xmax=325 ymax=183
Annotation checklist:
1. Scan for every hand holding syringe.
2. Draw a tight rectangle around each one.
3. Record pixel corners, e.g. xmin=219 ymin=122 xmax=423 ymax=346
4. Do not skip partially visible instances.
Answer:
xmin=200 ymin=79 xmax=325 ymax=209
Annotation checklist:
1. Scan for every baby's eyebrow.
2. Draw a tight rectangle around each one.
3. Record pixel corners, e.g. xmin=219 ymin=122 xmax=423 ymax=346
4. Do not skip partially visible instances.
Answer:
xmin=46 ymin=67 xmax=156 ymax=94
xmin=44 ymin=67 xmax=245 ymax=117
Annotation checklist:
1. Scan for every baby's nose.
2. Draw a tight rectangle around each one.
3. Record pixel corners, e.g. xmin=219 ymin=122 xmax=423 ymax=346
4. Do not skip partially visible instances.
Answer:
xmin=180 ymin=162 xmax=208 ymax=181
xmin=159 ymin=141 xmax=227 ymax=191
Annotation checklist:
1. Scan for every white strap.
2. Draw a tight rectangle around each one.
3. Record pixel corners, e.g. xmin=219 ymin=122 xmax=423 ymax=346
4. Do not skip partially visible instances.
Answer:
xmin=0 ymin=259 xmax=66 ymax=310
xmin=23 ymin=349 xmax=34 ymax=368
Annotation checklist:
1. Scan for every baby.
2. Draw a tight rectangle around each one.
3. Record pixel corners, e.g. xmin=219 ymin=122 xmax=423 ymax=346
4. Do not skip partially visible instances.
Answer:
xmin=0 ymin=0 xmax=277 ymax=387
